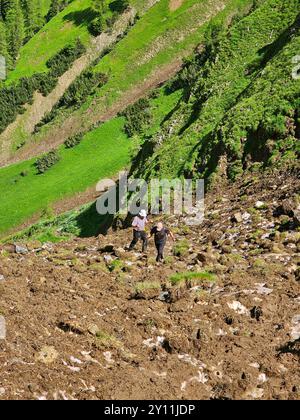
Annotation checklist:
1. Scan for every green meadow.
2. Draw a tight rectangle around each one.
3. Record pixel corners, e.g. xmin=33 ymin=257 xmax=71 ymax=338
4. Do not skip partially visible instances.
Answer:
xmin=0 ymin=86 xmax=181 ymax=235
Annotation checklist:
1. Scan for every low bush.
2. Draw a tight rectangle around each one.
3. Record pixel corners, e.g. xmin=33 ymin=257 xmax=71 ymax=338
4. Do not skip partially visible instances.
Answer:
xmin=35 ymin=150 xmax=60 ymax=174
xmin=122 ymin=98 xmax=152 ymax=137
xmin=64 ymin=133 xmax=84 ymax=149
xmin=169 ymin=271 xmax=216 ymax=286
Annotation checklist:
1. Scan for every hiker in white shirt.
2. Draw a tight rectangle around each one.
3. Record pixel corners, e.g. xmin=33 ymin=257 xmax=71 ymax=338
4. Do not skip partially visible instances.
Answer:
xmin=129 ymin=209 xmax=148 ymax=253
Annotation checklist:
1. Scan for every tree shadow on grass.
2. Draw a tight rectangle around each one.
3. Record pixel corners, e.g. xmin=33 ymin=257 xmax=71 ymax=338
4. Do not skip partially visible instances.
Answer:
xmin=109 ymin=0 xmax=128 ymax=13
xmin=63 ymin=7 xmax=98 ymax=27
xmin=75 ymin=202 xmax=114 ymax=237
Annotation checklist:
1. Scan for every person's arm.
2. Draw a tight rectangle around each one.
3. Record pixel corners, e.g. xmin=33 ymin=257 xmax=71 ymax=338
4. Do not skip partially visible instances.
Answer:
xmin=148 ymin=227 xmax=155 ymax=239
xmin=132 ymin=217 xmax=138 ymax=228
xmin=168 ymin=230 xmax=175 ymax=241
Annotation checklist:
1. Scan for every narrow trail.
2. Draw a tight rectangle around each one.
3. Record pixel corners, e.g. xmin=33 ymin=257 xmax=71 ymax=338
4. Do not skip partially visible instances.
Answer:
xmin=0 ymin=9 xmax=136 ymax=166
xmin=169 ymin=0 xmax=185 ymax=12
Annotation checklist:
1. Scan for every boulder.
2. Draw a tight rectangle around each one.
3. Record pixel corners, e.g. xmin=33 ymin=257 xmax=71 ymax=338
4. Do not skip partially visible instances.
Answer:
xmin=36 ymin=346 xmax=58 ymax=365
xmin=100 ymin=244 xmax=115 ymax=254
xmin=15 ymin=244 xmax=28 ymax=254
xmin=255 ymin=201 xmax=266 ymax=210
xmin=232 ymin=212 xmax=243 ymax=223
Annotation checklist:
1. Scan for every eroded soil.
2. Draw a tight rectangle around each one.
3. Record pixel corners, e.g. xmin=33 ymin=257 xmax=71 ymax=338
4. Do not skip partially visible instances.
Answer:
xmin=0 ymin=168 xmax=299 ymax=400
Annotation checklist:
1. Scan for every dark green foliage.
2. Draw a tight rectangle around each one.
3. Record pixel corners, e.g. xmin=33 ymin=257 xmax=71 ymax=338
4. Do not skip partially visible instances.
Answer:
xmin=88 ymin=15 xmax=104 ymax=36
xmin=109 ymin=0 xmax=129 ymax=13
xmin=134 ymin=0 xmax=300 ymax=184
xmin=46 ymin=0 xmax=69 ymax=22
xmin=122 ymin=98 xmax=152 ymax=137
xmin=0 ymin=0 xmax=11 ymax=20
xmin=5 ymin=0 xmax=25 ymax=65
xmin=88 ymin=0 xmax=130 ymax=36
xmin=64 ymin=133 xmax=84 ymax=148
xmin=59 ymin=71 xmax=108 ymax=107
xmin=35 ymin=70 xmax=108 ymax=131
xmin=46 ymin=39 xmax=86 ymax=77
xmin=35 ymin=149 xmax=60 ymax=174
xmin=21 ymin=0 xmax=44 ymax=41
xmin=0 ymin=40 xmax=86 ymax=133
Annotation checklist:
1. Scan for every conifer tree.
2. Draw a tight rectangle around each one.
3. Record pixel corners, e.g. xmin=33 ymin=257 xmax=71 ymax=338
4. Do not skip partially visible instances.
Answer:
xmin=0 ymin=0 xmax=11 ymax=20
xmin=21 ymin=0 xmax=43 ymax=40
xmin=0 ymin=21 xmax=8 ymax=57
xmin=5 ymin=0 xmax=25 ymax=64
xmin=46 ymin=0 xmax=68 ymax=22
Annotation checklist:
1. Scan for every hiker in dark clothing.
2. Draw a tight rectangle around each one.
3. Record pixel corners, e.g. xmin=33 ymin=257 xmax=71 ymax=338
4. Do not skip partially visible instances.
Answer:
xmin=150 ymin=222 xmax=175 ymax=262
xmin=129 ymin=209 xmax=148 ymax=253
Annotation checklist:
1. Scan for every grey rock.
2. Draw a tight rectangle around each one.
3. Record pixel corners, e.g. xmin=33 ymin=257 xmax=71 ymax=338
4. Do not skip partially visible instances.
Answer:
xmin=15 ymin=244 xmax=28 ymax=254
xmin=0 ymin=316 xmax=6 ymax=340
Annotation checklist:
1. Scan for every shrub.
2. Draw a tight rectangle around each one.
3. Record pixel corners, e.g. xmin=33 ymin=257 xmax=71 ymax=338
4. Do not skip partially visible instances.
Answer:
xmin=169 ymin=271 xmax=216 ymax=286
xmin=122 ymin=98 xmax=152 ymax=137
xmin=173 ymin=239 xmax=190 ymax=257
xmin=64 ymin=133 xmax=84 ymax=148
xmin=46 ymin=39 xmax=86 ymax=78
xmin=35 ymin=150 xmax=60 ymax=174
xmin=59 ymin=71 xmax=108 ymax=108
xmin=0 ymin=40 xmax=86 ymax=134
xmin=89 ymin=16 xmax=105 ymax=36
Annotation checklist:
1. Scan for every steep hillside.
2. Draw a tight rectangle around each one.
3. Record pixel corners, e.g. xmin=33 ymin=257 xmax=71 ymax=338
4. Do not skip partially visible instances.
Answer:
xmin=0 ymin=0 xmax=299 ymax=402
xmin=0 ymin=167 xmax=299 ymax=400
xmin=132 ymin=0 xmax=300 ymax=182
xmin=0 ymin=0 xmax=249 ymax=164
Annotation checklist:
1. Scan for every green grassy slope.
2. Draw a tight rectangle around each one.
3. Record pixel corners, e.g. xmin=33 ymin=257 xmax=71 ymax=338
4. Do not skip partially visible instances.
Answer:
xmin=0 ymin=87 xmax=181 ymax=235
xmin=133 ymin=0 xmax=300 ymax=182
xmin=6 ymin=0 xmax=94 ymax=83
xmin=23 ymin=0 xmax=252 ymax=155
xmin=41 ymin=0 xmax=52 ymax=17
xmin=6 ymin=0 xmax=147 ymax=84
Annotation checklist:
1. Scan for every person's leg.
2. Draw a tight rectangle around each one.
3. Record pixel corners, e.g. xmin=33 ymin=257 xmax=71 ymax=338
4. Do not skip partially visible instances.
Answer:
xmin=156 ymin=242 xmax=165 ymax=262
xmin=160 ymin=242 xmax=165 ymax=262
xmin=155 ymin=243 xmax=160 ymax=262
xmin=129 ymin=230 xmax=139 ymax=250
xmin=141 ymin=231 xmax=148 ymax=253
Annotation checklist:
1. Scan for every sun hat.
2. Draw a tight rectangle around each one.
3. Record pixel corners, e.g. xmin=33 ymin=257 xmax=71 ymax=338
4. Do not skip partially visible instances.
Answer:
xmin=139 ymin=209 xmax=147 ymax=218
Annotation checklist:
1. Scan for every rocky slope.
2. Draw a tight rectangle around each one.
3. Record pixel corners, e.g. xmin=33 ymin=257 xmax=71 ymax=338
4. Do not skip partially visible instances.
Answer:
xmin=0 ymin=166 xmax=299 ymax=400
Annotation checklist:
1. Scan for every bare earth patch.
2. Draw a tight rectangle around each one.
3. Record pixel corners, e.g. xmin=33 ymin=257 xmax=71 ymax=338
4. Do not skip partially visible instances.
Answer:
xmin=169 ymin=0 xmax=184 ymax=11
xmin=0 ymin=168 xmax=299 ymax=400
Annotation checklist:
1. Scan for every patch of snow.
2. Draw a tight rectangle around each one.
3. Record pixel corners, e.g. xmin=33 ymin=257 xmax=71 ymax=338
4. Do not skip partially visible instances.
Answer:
xmin=249 ymin=362 xmax=260 ymax=369
xmin=70 ymin=356 xmax=83 ymax=365
xmin=216 ymin=329 xmax=227 ymax=336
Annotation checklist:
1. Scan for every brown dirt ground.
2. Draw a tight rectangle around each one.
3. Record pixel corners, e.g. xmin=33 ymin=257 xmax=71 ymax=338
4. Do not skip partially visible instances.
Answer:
xmin=0 ymin=167 xmax=299 ymax=400
xmin=169 ymin=0 xmax=184 ymax=12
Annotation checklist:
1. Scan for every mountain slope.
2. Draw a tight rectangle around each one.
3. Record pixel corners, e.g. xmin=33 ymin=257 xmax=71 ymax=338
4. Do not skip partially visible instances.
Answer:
xmin=0 ymin=167 xmax=299 ymax=400
xmin=132 ymin=0 xmax=300 ymax=182
xmin=0 ymin=0 xmax=247 ymax=164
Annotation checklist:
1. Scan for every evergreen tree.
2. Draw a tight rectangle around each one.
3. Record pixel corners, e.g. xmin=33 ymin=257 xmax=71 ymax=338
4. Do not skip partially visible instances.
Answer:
xmin=5 ymin=0 xmax=25 ymax=64
xmin=46 ymin=0 xmax=68 ymax=22
xmin=0 ymin=21 xmax=7 ymax=56
xmin=92 ymin=0 xmax=106 ymax=14
xmin=0 ymin=0 xmax=11 ymax=20
xmin=21 ymin=0 xmax=43 ymax=40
